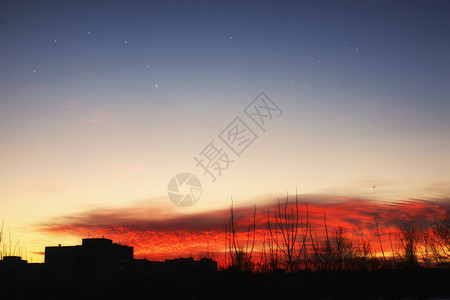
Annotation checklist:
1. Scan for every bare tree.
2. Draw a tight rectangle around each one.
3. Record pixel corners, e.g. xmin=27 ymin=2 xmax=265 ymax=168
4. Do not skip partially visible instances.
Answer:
xmin=420 ymin=230 xmax=433 ymax=268
xmin=266 ymin=192 xmax=309 ymax=273
xmin=308 ymin=225 xmax=322 ymax=271
xmin=397 ymin=223 xmax=420 ymax=268
xmin=308 ymin=211 xmax=335 ymax=271
xmin=374 ymin=218 xmax=387 ymax=266
xmin=227 ymin=198 xmax=256 ymax=272
xmin=322 ymin=211 xmax=332 ymax=270
xmin=354 ymin=237 xmax=374 ymax=270
xmin=430 ymin=211 xmax=450 ymax=267
xmin=385 ymin=222 xmax=396 ymax=267
xmin=265 ymin=213 xmax=280 ymax=271
xmin=330 ymin=226 xmax=354 ymax=270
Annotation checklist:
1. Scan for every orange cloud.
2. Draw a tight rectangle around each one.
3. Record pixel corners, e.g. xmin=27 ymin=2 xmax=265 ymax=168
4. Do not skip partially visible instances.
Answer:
xmin=34 ymin=196 xmax=450 ymax=261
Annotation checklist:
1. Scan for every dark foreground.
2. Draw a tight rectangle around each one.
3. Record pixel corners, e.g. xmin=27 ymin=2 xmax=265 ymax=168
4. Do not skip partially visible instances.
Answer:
xmin=2 ymin=268 xmax=450 ymax=300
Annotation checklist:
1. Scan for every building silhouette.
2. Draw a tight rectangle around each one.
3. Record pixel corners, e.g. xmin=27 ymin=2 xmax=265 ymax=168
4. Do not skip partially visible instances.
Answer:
xmin=0 ymin=237 xmax=218 ymax=299
xmin=44 ymin=238 xmax=217 ymax=286
xmin=45 ymin=238 xmax=133 ymax=285
xmin=134 ymin=257 xmax=217 ymax=282
xmin=0 ymin=256 xmax=28 ymax=289
xmin=1 ymin=236 xmax=450 ymax=299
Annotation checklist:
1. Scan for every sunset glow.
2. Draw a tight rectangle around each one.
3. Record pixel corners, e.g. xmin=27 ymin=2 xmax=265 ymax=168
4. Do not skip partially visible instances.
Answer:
xmin=31 ymin=196 xmax=449 ymax=265
xmin=1 ymin=0 xmax=449 ymax=269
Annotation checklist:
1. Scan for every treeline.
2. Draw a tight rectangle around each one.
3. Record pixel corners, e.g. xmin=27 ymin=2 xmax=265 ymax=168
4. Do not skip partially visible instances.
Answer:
xmin=218 ymin=195 xmax=450 ymax=273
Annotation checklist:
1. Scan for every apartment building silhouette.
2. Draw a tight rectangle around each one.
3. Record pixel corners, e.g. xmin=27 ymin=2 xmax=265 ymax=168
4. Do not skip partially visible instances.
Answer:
xmin=45 ymin=238 xmax=133 ymax=285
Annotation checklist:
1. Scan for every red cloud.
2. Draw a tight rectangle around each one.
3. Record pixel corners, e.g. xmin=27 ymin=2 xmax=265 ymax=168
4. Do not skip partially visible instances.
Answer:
xmin=34 ymin=195 xmax=450 ymax=261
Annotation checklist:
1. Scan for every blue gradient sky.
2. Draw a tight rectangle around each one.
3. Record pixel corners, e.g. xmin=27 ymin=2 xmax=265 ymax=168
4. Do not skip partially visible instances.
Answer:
xmin=1 ymin=0 xmax=449 ymax=261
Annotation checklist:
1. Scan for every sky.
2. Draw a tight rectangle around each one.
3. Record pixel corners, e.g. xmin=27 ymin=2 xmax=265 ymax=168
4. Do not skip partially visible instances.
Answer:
xmin=0 ymin=0 xmax=449 ymax=263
